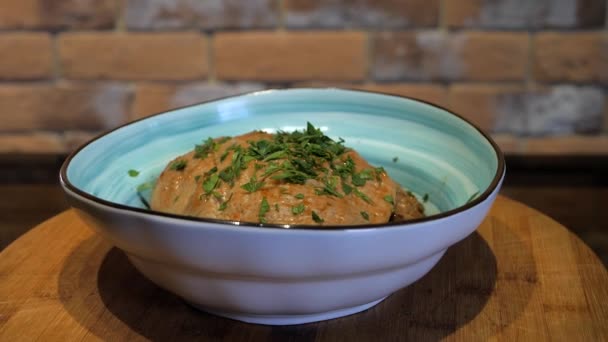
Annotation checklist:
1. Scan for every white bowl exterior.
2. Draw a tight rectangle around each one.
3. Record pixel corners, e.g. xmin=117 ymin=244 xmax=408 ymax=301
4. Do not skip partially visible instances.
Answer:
xmin=65 ymin=170 xmax=502 ymax=317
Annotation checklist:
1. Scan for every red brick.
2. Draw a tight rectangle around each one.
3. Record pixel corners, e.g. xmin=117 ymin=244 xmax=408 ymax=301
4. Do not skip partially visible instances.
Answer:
xmin=58 ymin=33 xmax=208 ymax=81
xmin=445 ymin=0 xmax=606 ymax=29
xmin=285 ymin=0 xmax=439 ymax=28
xmin=0 ymin=133 xmax=64 ymax=153
xmin=131 ymin=82 xmax=264 ymax=119
xmin=0 ymin=0 xmax=118 ymax=29
xmin=533 ymin=32 xmax=607 ymax=83
xmin=372 ymin=31 xmax=528 ymax=81
xmin=215 ymin=32 xmax=366 ymax=81
xmin=447 ymin=84 xmax=526 ymax=133
xmin=449 ymin=84 xmax=605 ymax=135
xmin=0 ymin=83 xmax=132 ymax=131
xmin=125 ymin=0 xmax=277 ymax=30
xmin=523 ymin=136 xmax=608 ymax=155
xmin=0 ymin=33 xmax=53 ymax=80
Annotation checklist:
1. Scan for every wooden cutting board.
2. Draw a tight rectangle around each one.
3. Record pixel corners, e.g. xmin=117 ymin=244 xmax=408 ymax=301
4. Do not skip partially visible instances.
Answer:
xmin=1 ymin=196 xmax=607 ymax=341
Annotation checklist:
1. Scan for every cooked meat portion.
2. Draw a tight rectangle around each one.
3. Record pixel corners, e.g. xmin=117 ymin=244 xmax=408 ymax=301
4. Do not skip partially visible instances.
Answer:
xmin=150 ymin=124 xmax=424 ymax=225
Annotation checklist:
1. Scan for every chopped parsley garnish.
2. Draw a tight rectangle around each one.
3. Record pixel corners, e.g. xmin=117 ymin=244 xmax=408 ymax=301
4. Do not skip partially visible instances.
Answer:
xmin=316 ymin=176 xmax=342 ymax=197
xmin=341 ymin=181 xmax=353 ymax=195
xmin=259 ymin=197 xmax=270 ymax=223
xmin=392 ymin=157 xmax=399 ymax=163
xmin=360 ymin=211 xmax=369 ymax=220
xmin=203 ymin=174 xmax=220 ymax=194
xmin=169 ymin=159 xmax=187 ymax=171
xmin=353 ymin=188 xmax=372 ymax=204
xmin=423 ymin=193 xmax=429 ymax=203
xmin=128 ymin=169 xmax=140 ymax=177
xmin=291 ymin=203 xmax=305 ymax=215
xmin=241 ymin=176 xmax=264 ymax=193
xmin=333 ymin=156 xmax=355 ymax=178
xmin=352 ymin=169 xmax=375 ymax=187
xmin=136 ymin=180 xmax=155 ymax=192
xmin=194 ymin=137 xmax=216 ymax=159
xmin=311 ymin=210 xmax=324 ymax=223
xmin=135 ymin=179 xmax=156 ymax=209
xmin=219 ymin=194 xmax=232 ymax=211
xmin=384 ymin=195 xmax=394 ymax=206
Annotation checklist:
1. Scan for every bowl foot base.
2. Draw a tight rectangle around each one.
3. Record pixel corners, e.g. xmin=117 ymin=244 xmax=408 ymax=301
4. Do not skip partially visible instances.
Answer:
xmin=188 ymin=297 xmax=387 ymax=325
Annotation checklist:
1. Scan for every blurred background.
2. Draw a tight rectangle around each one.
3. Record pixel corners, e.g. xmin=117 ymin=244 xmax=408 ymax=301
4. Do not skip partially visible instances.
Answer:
xmin=0 ymin=0 xmax=607 ymax=262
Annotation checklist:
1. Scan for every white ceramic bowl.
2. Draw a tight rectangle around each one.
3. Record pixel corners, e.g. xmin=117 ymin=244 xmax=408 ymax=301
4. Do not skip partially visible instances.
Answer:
xmin=60 ymin=88 xmax=505 ymax=325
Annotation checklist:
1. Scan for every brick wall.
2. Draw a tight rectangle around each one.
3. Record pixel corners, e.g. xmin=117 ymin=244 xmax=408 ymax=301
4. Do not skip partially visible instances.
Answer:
xmin=0 ymin=0 xmax=607 ymax=155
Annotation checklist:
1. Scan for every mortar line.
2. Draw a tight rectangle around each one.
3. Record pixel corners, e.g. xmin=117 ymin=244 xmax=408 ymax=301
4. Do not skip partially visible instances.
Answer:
xmin=365 ymin=31 xmax=373 ymax=85
xmin=525 ymin=31 xmax=534 ymax=91
xmin=207 ymin=33 xmax=216 ymax=84
xmin=115 ymin=0 xmax=126 ymax=32
xmin=438 ymin=0 xmax=448 ymax=32
xmin=50 ymin=33 xmax=61 ymax=83
xmin=277 ymin=0 xmax=286 ymax=32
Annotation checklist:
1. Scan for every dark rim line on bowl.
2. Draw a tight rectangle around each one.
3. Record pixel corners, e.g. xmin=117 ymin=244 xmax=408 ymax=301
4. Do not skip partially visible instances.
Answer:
xmin=60 ymin=88 xmax=506 ymax=231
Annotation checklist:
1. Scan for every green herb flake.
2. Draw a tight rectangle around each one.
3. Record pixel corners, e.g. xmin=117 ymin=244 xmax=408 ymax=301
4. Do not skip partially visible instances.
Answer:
xmin=317 ymin=176 xmax=343 ymax=198
xmin=342 ymin=181 xmax=353 ymax=195
xmin=360 ymin=211 xmax=369 ymax=220
xmin=311 ymin=211 xmax=324 ymax=223
xmin=218 ymin=194 xmax=233 ymax=211
xmin=354 ymin=188 xmax=372 ymax=204
xmin=128 ymin=169 xmax=140 ymax=177
xmin=263 ymin=150 xmax=287 ymax=162
xmin=392 ymin=156 xmax=399 ymax=163
xmin=204 ymin=166 xmax=218 ymax=177
xmin=291 ymin=203 xmax=305 ymax=215
xmin=136 ymin=180 xmax=155 ymax=192
xmin=219 ymin=168 xmax=235 ymax=183
xmin=220 ymin=150 xmax=230 ymax=162
xmin=351 ymin=169 xmax=374 ymax=187
xmin=194 ymin=137 xmax=216 ymax=159
xmin=258 ymin=197 xmax=270 ymax=223
xmin=169 ymin=159 xmax=187 ymax=171
xmin=274 ymin=203 xmax=280 ymax=211
xmin=294 ymin=193 xmax=304 ymax=199
xmin=384 ymin=195 xmax=394 ymax=206
xmin=241 ymin=176 xmax=264 ymax=193
xmin=423 ymin=193 xmax=429 ymax=203
xmin=334 ymin=156 xmax=355 ymax=178
xmin=203 ymin=174 xmax=220 ymax=194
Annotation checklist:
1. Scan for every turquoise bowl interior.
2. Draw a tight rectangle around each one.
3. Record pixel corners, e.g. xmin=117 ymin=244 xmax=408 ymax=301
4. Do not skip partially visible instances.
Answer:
xmin=64 ymin=88 xmax=504 ymax=225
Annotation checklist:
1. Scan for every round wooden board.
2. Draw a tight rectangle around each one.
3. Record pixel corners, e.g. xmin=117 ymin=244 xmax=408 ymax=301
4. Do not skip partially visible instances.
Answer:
xmin=1 ymin=196 xmax=607 ymax=341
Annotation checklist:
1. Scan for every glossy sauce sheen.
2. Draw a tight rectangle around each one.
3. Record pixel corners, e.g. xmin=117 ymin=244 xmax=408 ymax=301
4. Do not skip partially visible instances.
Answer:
xmin=151 ymin=131 xmax=423 ymax=226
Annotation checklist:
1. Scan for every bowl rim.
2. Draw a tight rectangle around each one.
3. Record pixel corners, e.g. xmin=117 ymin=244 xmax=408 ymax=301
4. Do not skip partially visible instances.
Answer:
xmin=59 ymin=87 xmax=505 ymax=231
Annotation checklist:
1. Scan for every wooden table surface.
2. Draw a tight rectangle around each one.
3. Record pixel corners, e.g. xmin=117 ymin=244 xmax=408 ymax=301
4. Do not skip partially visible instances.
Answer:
xmin=1 ymin=196 xmax=607 ymax=341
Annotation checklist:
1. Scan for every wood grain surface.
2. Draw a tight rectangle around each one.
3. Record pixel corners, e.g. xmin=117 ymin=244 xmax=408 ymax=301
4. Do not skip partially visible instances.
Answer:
xmin=1 ymin=196 xmax=607 ymax=341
